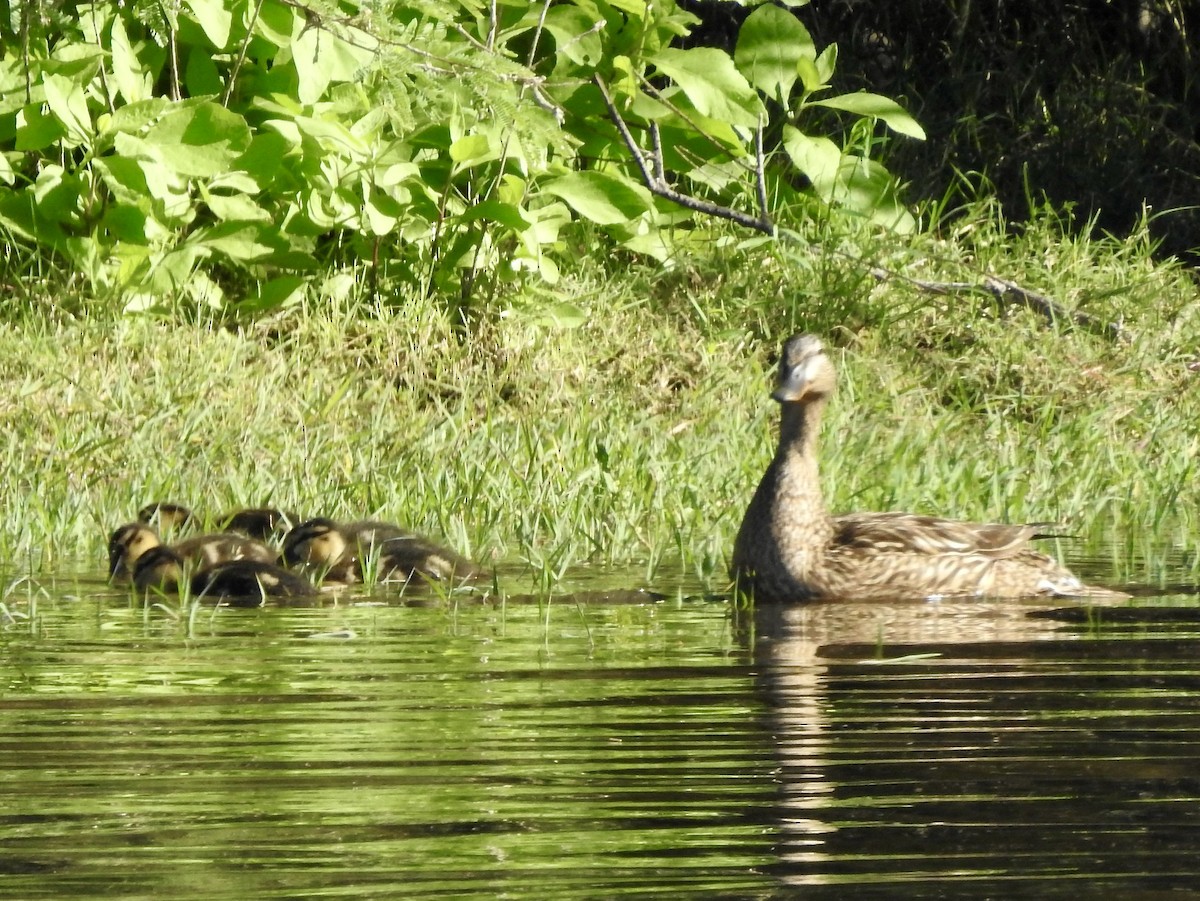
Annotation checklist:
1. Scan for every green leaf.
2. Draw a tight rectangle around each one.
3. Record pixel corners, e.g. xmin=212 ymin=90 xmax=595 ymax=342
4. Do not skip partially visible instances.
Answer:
xmin=43 ymin=73 xmax=93 ymax=147
xmin=534 ymin=301 xmax=587 ymax=329
xmin=200 ymin=185 xmax=271 ymax=222
xmin=101 ymin=202 xmax=152 ymax=243
xmin=543 ymin=6 xmax=603 ymax=67
xmin=187 ymin=222 xmax=278 ymax=261
xmin=239 ymin=275 xmax=307 ymax=314
xmin=456 ymin=199 xmax=532 ymax=232
xmin=185 ymin=46 xmax=224 ymax=96
xmin=143 ymin=102 xmax=253 ymax=177
xmin=32 ymin=164 xmax=85 ymax=226
xmin=647 ymin=48 xmax=764 ymax=127
xmin=449 ymin=133 xmax=496 ymax=167
xmin=810 ymin=92 xmax=926 ymax=139
xmin=291 ymin=19 xmax=378 ymax=104
xmin=542 ymin=171 xmax=653 ymax=226
xmin=834 ymin=157 xmax=915 ymax=231
xmin=814 ymin=43 xmax=838 ymax=85
xmin=183 ymin=0 xmax=232 ymax=49
xmin=95 ymin=155 xmax=152 ymax=205
xmin=781 ymin=126 xmax=842 ymax=197
xmin=110 ymin=14 xmax=152 ymax=103
xmin=16 ymin=104 xmax=66 ymax=151
xmin=735 ymin=4 xmax=815 ymax=103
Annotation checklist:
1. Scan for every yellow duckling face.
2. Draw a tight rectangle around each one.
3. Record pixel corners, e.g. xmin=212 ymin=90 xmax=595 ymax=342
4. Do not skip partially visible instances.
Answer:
xmin=771 ymin=334 xmax=836 ymax=404
xmin=283 ymin=519 xmax=349 ymax=567
xmin=108 ymin=524 xmax=164 ymax=577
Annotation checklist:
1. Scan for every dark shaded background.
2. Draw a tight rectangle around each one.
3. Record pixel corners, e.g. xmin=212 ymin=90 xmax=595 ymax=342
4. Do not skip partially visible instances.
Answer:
xmin=680 ymin=0 xmax=1198 ymax=264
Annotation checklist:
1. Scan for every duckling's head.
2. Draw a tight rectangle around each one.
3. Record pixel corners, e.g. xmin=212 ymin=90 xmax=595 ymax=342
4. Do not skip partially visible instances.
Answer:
xmin=772 ymin=334 xmax=836 ymax=404
xmin=138 ymin=502 xmax=195 ymax=533
xmin=131 ymin=545 xmax=186 ymax=592
xmin=281 ymin=518 xmax=349 ymax=568
xmin=108 ymin=523 xmax=164 ymax=578
xmin=222 ymin=507 xmax=298 ymax=541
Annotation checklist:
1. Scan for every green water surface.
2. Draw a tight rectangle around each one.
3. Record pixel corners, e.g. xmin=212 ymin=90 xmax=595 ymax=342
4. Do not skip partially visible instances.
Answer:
xmin=2 ymin=557 xmax=1199 ymax=900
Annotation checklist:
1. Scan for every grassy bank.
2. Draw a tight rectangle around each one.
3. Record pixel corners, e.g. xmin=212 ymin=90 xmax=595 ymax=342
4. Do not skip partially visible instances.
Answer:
xmin=3 ymin=210 xmax=1198 ymax=591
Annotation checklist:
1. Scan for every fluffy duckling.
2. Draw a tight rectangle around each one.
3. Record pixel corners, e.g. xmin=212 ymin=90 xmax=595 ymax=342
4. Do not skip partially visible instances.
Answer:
xmin=192 ymin=560 xmax=318 ymax=605
xmin=281 ymin=517 xmax=480 ymax=586
xmin=108 ymin=523 xmax=277 ymax=580
xmin=131 ymin=545 xmax=188 ymax=593
xmin=137 ymin=501 xmax=196 ymax=534
xmin=132 ymin=546 xmax=316 ymax=604
xmin=221 ymin=507 xmax=300 ymax=542
xmin=731 ymin=334 xmax=1128 ymax=602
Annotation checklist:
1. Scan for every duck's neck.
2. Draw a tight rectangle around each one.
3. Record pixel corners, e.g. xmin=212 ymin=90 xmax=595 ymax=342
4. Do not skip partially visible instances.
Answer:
xmin=771 ymin=398 xmax=834 ymax=575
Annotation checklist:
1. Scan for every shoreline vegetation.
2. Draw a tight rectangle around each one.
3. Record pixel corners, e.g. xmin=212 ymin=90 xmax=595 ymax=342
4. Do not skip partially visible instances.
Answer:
xmin=5 ymin=210 xmax=1199 ymax=593
xmin=4 ymin=1 xmax=1196 ymax=597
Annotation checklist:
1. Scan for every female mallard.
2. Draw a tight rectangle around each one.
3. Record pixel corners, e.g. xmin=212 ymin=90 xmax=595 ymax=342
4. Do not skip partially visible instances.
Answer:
xmin=281 ymin=517 xmax=480 ymax=587
xmin=731 ymin=334 xmax=1127 ymax=602
xmin=108 ymin=523 xmax=278 ymax=579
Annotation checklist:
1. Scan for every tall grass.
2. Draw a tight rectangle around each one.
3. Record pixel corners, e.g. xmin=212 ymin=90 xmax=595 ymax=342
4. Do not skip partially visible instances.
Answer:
xmin=2 ymin=205 xmax=1198 ymax=590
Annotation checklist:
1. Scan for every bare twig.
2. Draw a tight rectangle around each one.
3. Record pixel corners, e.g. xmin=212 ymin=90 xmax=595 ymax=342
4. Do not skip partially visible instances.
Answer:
xmin=593 ymin=74 xmax=775 ymax=234
xmin=596 ymin=75 xmax=1123 ymax=340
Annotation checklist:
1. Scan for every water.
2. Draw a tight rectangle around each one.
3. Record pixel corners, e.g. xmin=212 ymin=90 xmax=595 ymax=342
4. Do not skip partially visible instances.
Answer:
xmin=1 ymin=557 xmax=1199 ymax=899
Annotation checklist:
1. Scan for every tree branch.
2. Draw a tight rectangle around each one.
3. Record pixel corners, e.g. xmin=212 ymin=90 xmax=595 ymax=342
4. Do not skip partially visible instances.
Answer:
xmin=595 ymin=76 xmax=1124 ymax=340
xmin=593 ymin=75 xmax=775 ymax=235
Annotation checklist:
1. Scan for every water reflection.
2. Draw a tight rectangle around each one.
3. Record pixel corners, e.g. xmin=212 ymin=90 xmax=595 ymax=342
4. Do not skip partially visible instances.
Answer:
xmin=1 ymin=557 xmax=1198 ymax=899
xmin=0 ymin=572 xmax=774 ymax=900
xmin=750 ymin=581 xmax=1200 ymax=899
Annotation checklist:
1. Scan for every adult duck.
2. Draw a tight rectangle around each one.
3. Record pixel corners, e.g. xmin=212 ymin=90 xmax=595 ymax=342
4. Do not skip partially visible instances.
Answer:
xmin=731 ymin=334 xmax=1126 ymax=602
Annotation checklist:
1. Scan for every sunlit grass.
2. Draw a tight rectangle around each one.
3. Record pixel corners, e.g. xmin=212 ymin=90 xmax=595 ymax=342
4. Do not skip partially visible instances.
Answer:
xmin=0 ymin=204 xmax=1197 ymax=593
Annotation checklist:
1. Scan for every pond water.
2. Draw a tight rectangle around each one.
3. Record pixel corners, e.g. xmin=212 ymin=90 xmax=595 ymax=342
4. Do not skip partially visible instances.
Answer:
xmin=2 ymin=556 xmax=1199 ymax=899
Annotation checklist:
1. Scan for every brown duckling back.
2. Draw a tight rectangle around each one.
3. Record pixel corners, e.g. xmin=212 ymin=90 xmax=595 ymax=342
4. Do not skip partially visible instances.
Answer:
xmin=192 ymin=560 xmax=317 ymax=606
xmin=221 ymin=507 xmax=300 ymax=542
xmin=137 ymin=502 xmax=196 ymax=534
xmin=109 ymin=523 xmax=277 ymax=580
xmin=282 ymin=517 xmax=479 ymax=586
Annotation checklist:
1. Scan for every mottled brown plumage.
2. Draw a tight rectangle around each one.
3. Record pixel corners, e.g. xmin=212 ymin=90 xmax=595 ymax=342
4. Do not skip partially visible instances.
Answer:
xmin=137 ymin=501 xmax=196 ymax=534
xmin=281 ymin=517 xmax=480 ymax=587
xmin=731 ymin=334 xmax=1127 ymax=602
xmin=108 ymin=523 xmax=278 ymax=580
xmin=131 ymin=545 xmax=316 ymax=604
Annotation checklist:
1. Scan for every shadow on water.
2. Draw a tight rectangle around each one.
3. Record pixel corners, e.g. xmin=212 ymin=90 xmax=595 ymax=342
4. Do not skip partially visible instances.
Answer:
xmin=0 ymin=552 xmax=1198 ymax=899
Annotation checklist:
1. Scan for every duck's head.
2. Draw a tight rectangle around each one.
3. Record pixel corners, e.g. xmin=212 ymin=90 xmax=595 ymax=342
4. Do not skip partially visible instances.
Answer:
xmin=281 ymin=518 xmax=349 ymax=567
xmin=772 ymin=334 xmax=836 ymax=404
xmin=138 ymin=502 xmax=195 ymax=533
xmin=132 ymin=545 xmax=187 ymax=592
xmin=108 ymin=523 xmax=164 ymax=578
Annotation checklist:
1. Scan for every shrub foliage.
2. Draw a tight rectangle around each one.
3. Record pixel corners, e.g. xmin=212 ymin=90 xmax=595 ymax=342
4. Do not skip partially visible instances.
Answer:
xmin=0 ymin=0 xmax=922 ymax=314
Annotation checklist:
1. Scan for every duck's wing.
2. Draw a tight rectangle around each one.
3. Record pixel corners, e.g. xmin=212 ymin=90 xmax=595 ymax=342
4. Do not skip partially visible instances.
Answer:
xmin=831 ymin=511 xmax=1062 ymax=559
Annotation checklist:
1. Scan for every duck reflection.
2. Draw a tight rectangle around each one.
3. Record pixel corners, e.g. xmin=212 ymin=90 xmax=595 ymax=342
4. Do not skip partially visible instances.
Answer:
xmin=746 ymin=597 xmax=1076 ymax=895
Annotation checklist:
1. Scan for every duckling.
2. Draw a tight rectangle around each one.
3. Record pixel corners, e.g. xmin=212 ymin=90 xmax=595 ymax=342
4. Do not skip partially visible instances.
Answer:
xmin=131 ymin=546 xmax=316 ymax=604
xmin=108 ymin=523 xmax=164 ymax=578
xmin=281 ymin=517 xmax=479 ymax=586
xmin=108 ymin=523 xmax=278 ymax=580
xmin=221 ymin=507 xmax=300 ymax=542
xmin=731 ymin=334 xmax=1128 ymax=602
xmin=137 ymin=501 xmax=196 ymax=534
xmin=191 ymin=560 xmax=318 ymax=605
xmin=131 ymin=545 xmax=188 ymax=593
